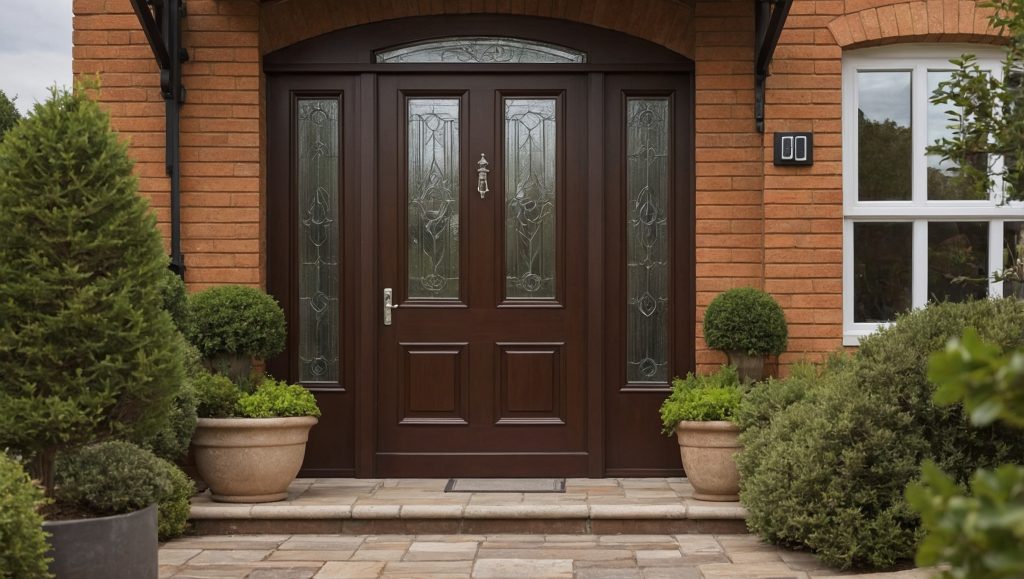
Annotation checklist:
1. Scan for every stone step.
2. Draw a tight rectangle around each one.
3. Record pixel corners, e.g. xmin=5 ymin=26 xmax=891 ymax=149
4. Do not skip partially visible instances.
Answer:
xmin=189 ymin=478 xmax=749 ymax=535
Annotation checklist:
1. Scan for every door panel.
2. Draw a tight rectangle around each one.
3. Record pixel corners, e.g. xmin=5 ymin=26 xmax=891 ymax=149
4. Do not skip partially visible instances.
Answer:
xmin=377 ymin=74 xmax=588 ymax=476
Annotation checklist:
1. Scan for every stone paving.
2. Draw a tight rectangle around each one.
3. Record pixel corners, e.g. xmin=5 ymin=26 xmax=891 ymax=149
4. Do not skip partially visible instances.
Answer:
xmin=191 ymin=478 xmax=747 ymax=535
xmin=159 ymin=533 xmax=935 ymax=578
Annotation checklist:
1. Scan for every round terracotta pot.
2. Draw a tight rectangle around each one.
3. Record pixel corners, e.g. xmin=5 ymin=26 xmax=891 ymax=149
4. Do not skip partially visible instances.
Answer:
xmin=675 ymin=420 xmax=741 ymax=502
xmin=192 ymin=416 xmax=318 ymax=503
xmin=726 ymin=350 xmax=766 ymax=382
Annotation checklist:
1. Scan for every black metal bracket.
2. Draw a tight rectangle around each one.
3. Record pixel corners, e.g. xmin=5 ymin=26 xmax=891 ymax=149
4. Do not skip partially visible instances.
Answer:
xmin=755 ymin=0 xmax=792 ymax=133
xmin=130 ymin=0 xmax=189 ymax=278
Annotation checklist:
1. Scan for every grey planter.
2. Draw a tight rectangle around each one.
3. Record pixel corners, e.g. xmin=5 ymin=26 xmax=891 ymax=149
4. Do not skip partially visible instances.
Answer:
xmin=43 ymin=504 xmax=157 ymax=579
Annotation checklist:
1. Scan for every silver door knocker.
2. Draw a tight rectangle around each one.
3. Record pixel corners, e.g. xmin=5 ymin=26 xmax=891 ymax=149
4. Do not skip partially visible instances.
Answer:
xmin=477 ymin=153 xmax=490 ymax=199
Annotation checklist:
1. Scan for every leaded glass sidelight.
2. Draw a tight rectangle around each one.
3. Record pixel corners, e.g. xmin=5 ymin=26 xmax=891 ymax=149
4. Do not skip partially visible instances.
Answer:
xmin=626 ymin=98 xmax=670 ymax=383
xmin=297 ymin=99 xmax=340 ymax=383
xmin=505 ymin=98 xmax=558 ymax=299
xmin=408 ymin=99 xmax=461 ymax=299
xmin=376 ymin=37 xmax=586 ymax=64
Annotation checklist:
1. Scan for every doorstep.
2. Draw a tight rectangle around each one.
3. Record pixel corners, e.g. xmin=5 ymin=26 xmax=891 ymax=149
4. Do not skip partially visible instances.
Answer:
xmin=189 ymin=477 xmax=748 ymax=535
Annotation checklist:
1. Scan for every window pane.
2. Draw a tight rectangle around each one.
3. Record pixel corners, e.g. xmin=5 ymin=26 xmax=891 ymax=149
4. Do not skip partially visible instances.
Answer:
xmin=1004 ymin=221 xmax=1024 ymax=298
xmin=626 ymin=98 xmax=670 ymax=383
xmin=297 ymin=99 xmax=340 ymax=383
xmin=505 ymin=98 xmax=557 ymax=299
xmin=928 ymin=221 xmax=989 ymax=302
xmin=377 ymin=37 xmax=586 ymax=64
xmin=853 ymin=222 xmax=912 ymax=322
xmin=927 ymin=71 xmax=988 ymax=200
xmin=408 ymin=98 xmax=460 ymax=299
xmin=858 ymin=71 xmax=912 ymax=201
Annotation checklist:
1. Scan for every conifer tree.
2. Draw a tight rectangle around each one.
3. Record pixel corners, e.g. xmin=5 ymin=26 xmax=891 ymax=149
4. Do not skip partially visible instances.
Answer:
xmin=0 ymin=89 xmax=19 ymax=141
xmin=0 ymin=87 xmax=183 ymax=495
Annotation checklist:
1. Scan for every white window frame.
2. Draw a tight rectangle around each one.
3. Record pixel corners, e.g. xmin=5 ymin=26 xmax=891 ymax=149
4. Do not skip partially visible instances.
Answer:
xmin=842 ymin=44 xmax=1024 ymax=345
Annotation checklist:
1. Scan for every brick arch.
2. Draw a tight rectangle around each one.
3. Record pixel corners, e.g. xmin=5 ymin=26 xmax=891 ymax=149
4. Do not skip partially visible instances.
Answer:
xmin=826 ymin=0 xmax=1002 ymax=49
xmin=259 ymin=0 xmax=696 ymax=59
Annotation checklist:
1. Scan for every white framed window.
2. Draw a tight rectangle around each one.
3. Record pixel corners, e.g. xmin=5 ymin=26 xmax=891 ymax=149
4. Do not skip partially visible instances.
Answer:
xmin=842 ymin=45 xmax=1024 ymax=345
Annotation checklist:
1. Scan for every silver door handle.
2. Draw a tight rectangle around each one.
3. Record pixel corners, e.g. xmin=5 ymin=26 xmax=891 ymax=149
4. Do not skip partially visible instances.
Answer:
xmin=477 ymin=153 xmax=490 ymax=199
xmin=384 ymin=288 xmax=398 ymax=326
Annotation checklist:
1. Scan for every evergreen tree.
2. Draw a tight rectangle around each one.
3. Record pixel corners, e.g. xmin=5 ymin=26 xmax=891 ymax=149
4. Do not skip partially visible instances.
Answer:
xmin=0 ymin=89 xmax=20 ymax=141
xmin=0 ymin=87 xmax=183 ymax=495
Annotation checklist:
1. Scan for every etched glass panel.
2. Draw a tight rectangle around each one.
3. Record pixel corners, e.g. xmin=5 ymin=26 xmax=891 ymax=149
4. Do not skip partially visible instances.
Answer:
xmin=408 ymin=98 xmax=460 ymax=299
xmin=377 ymin=37 xmax=586 ymax=64
xmin=858 ymin=71 xmax=912 ymax=201
xmin=505 ymin=98 xmax=557 ymax=299
xmin=626 ymin=98 xmax=670 ymax=383
xmin=297 ymin=99 xmax=340 ymax=383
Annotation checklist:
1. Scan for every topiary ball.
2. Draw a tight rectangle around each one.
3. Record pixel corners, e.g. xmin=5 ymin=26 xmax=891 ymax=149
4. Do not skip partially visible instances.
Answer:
xmin=186 ymin=285 xmax=286 ymax=360
xmin=703 ymin=287 xmax=788 ymax=356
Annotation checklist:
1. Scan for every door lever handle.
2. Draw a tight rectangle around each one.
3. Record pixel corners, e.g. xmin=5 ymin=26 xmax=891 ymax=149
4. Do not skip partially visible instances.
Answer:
xmin=384 ymin=288 xmax=398 ymax=326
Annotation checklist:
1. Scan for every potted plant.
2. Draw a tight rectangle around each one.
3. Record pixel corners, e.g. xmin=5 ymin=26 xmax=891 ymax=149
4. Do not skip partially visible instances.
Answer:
xmin=185 ymin=285 xmax=287 ymax=383
xmin=191 ymin=374 xmax=321 ymax=502
xmin=703 ymin=287 xmax=788 ymax=382
xmin=660 ymin=365 xmax=743 ymax=501
xmin=0 ymin=87 xmax=184 ymax=577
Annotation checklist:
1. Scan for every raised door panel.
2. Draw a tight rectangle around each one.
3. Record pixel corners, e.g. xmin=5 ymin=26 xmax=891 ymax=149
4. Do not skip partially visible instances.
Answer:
xmin=495 ymin=343 xmax=565 ymax=424
xmin=398 ymin=343 xmax=469 ymax=424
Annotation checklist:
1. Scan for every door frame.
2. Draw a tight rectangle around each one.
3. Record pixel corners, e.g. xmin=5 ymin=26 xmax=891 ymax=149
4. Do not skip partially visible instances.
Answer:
xmin=265 ymin=15 xmax=695 ymax=478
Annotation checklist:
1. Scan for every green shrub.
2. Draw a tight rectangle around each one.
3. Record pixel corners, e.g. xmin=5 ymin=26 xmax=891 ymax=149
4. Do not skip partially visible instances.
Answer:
xmin=237 ymin=379 xmax=321 ymax=418
xmin=185 ymin=285 xmax=286 ymax=360
xmin=154 ymin=458 xmax=194 ymax=541
xmin=660 ymin=366 xmax=741 ymax=432
xmin=137 ymin=381 xmax=197 ymax=462
xmin=55 ymin=441 xmax=169 ymax=517
xmin=193 ymin=372 xmax=242 ymax=419
xmin=0 ymin=87 xmax=183 ymax=494
xmin=0 ymin=453 xmax=52 ymax=578
xmin=0 ymin=89 xmax=20 ymax=142
xmin=738 ymin=299 xmax=1024 ymax=570
xmin=703 ymin=287 xmax=788 ymax=356
xmin=158 ymin=266 xmax=189 ymax=332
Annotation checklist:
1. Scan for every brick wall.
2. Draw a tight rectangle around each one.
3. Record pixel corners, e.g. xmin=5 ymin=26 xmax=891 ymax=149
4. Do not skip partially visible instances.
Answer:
xmin=73 ymin=0 xmax=262 ymax=291
xmin=72 ymin=0 xmax=1005 ymax=373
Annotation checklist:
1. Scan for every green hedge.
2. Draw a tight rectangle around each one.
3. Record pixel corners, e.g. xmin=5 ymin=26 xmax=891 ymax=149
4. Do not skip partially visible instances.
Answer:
xmin=703 ymin=287 xmax=788 ymax=356
xmin=0 ymin=453 xmax=52 ymax=578
xmin=738 ymin=299 xmax=1024 ymax=570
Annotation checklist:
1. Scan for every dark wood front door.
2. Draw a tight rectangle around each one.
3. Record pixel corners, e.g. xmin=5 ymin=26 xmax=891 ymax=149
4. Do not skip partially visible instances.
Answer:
xmin=376 ymin=74 xmax=589 ymax=476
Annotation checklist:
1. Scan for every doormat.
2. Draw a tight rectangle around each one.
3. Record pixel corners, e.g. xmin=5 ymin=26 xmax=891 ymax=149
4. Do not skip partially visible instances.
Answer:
xmin=444 ymin=478 xmax=566 ymax=493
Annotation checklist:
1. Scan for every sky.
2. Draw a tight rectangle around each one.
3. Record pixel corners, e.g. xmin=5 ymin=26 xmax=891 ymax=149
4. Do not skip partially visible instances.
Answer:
xmin=0 ymin=0 xmax=73 ymax=115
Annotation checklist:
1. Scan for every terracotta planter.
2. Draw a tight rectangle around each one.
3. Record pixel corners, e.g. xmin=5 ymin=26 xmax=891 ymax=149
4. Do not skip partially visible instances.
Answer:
xmin=675 ymin=420 xmax=741 ymax=502
xmin=726 ymin=350 xmax=766 ymax=382
xmin=44 ymin=504 xmax=157 ymax=579
xmin=192 ymin=416 xmax=318 ymax=503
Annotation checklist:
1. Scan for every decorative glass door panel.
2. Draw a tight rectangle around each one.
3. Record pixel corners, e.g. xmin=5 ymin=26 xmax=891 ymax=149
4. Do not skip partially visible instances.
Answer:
xmin=504 ymin=98 xmax=558 ymax=300
xmin=297 ymin=98 xmax=340 ymax=384
xmin=625 ymin=98 xmax=670 ymax=383
xmin=407 ymin=98 xmax=461 ymax=300
xmin=377 ymin=75 xmax=588 ymax=476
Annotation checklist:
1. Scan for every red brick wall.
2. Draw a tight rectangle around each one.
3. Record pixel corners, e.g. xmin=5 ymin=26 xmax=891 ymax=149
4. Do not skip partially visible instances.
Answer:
xmin=71 ymin=0 xmax=1005 ymax=373
xmin=73 ymin=0 xmax=262 ymax=290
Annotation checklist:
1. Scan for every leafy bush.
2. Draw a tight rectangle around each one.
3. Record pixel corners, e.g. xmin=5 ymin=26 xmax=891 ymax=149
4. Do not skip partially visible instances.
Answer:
xmin=193 ymin=372 xmax=242 ymax=419
xmin=0 ymin=453 xmax=52 ymax=578
xmin=55 ymin=441 xmax=170 ymax=517
xmin=237 ymin=379 xmax=321 ymax=418
xmin=703 ymin=287 xmax=788 ymax=356
xmin=186 ymin=285 xmax=286 ymax=360
xmin=660 ymin=366 xmax=741 ymax=432
xmin=738 ymin=299 xmax=1024 ymax=570
xmin=136 ymin=380 xmax=197 ymax=462
xmin=0 ymin=89 xmax=20 ymax=142
xmin=55 ymin=441 xmax=195 ymax=541
xmin=158 ymin=266 xmax=189 ymax=332
xmin=0 ymin=87 xmax=182 ymax=494
xmin=154 ymin=458 xmax=194 ymax=541
xmin=906 ymin=328 xmax=1024 ymax=578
